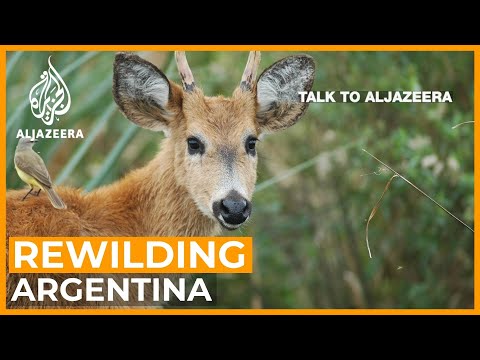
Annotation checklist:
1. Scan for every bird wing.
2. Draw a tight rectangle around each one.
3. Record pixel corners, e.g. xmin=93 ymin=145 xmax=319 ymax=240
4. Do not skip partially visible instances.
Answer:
xmin=14 ymin=151 xmax=53 ymax=188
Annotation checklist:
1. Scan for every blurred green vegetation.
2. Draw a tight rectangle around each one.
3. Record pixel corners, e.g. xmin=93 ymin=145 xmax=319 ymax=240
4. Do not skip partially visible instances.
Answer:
xmin=6 ymin=51 xmax=474 ymax=309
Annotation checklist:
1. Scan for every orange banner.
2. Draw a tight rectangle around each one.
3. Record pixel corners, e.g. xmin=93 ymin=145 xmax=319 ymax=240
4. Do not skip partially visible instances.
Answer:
xmin=9 ymin=237 xmax=252 ymax=274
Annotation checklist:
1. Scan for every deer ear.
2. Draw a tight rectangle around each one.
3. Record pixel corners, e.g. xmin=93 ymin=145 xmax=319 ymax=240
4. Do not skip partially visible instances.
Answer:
xmin=113 ymin=52 xmax=181 ymax=133
xmin=256 ymin=55 xmax=315 ymax=134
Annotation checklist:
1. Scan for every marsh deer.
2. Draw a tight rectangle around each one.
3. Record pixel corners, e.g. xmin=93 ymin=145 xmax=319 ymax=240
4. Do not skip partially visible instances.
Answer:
xmin=6 ymin=51 xmax=315 ymax=307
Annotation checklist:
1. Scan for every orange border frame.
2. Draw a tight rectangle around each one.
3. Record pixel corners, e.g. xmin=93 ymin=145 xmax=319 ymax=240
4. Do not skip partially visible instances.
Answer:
xmin=0 ymin=45 xmax=477 ymax=315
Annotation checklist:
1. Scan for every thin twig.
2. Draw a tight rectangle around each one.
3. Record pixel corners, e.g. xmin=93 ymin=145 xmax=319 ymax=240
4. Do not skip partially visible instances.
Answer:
xmin=452 ymin=121 xmax=474 ymax=129
xmin=365 ymin=174 xmax=398 ymax=258
xmin=362 ymin=149 xmax=474 ymax=233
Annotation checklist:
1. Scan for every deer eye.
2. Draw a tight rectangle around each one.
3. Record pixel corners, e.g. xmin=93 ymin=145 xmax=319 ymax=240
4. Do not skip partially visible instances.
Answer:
xmin=245 ymin=136 xmax=258 ymax=156
xmin=187 ymin=137 xmax=205 ymax=155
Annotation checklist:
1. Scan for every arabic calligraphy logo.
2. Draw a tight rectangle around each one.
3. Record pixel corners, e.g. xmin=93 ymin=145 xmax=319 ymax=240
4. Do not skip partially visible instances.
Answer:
xmin=29 ymin=56 xmax=71 ymax=126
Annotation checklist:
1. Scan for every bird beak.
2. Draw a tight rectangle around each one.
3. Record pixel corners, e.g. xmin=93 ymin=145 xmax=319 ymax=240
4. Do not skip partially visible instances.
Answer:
xmin=31 ymin=139 xmax=38 ymax=143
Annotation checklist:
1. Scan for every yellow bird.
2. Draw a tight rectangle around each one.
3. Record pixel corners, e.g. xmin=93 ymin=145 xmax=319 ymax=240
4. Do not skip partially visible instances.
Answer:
xmin=14 ymin=137 xmax=67 ymax=210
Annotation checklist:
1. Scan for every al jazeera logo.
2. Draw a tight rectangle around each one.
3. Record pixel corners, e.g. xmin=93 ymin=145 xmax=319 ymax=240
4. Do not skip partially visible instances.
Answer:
xmin=16 ymin=55 xmax=84 ymax=140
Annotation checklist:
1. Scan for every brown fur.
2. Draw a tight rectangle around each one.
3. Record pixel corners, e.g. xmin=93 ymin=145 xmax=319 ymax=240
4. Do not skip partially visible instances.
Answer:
xmin=6 ymin=52 xmax=315 ymax=308
xmin=7 ymin=140 xmax=218 ymax=308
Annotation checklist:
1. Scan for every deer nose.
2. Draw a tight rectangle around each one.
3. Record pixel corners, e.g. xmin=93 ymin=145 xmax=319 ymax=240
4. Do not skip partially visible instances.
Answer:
xmin=213 ymin=190 xmax=251 ymax=227
xmin=220 ymin=196 xmax=250 ymax=225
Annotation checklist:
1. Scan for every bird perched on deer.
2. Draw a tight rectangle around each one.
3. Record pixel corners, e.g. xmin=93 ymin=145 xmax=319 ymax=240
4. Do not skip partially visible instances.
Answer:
xmin=14 ymin=136 xmax=66 ymax=210
xmin=6 ymin=51 xmax=316 ymax=308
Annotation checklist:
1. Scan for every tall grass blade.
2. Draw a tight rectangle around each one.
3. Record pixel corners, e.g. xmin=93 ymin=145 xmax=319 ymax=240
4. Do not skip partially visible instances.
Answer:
xmin=6 ymin=51 xmax=23 ymax=79
xmin=84 ymin=124 xmax=140 ymax=191
xmin=55 ymin=103 xmax=116 ymax=185
xmin=43 ymin=76 xmax=113 ymax=164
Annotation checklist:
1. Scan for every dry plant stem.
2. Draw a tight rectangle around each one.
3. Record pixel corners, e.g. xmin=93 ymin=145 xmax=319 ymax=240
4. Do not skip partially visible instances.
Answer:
xmin=452 ymin=121 xmax=474 ymax=129
xmin=362 ymin=149 xmax=474 ymax=233
xmin=365 ymin=174 xmax=398 ymax=258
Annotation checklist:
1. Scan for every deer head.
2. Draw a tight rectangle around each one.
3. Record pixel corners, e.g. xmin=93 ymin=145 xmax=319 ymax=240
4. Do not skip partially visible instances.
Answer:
xmin=113 ymin=51 xmax=315 ymax=230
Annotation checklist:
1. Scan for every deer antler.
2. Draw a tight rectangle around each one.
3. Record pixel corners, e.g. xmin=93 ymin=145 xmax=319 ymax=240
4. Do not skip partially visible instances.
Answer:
xmin=175 ymin=51 xmax=196 ymax=92
xmin=240 ymin=51 xmax=261 ymax=91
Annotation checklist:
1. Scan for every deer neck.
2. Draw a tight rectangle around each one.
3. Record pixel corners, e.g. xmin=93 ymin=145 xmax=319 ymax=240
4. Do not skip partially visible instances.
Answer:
xmin=90 ymin=138 xmax=220 ymax=237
